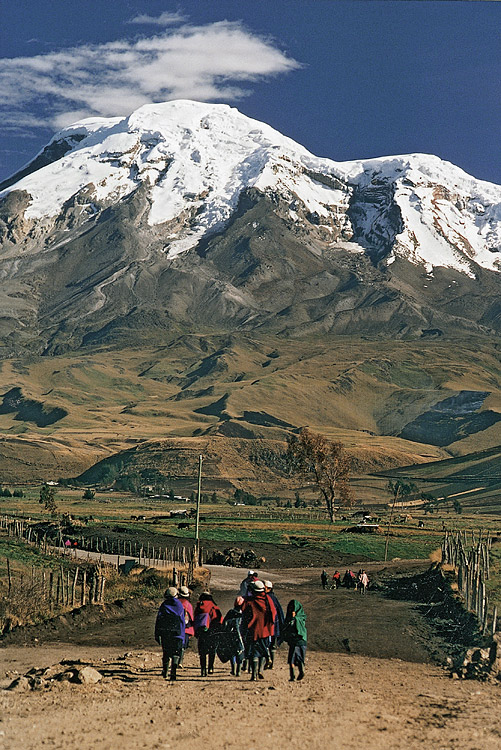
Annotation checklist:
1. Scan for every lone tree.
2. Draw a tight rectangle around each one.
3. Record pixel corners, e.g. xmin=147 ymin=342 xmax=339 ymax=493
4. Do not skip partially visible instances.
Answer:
xmin=384 ymin=479 xmax=417 ymax=561
xmin=39 ymin=484 xmax=58 ymax=516
xmin=286 ymin=428 xmax=353 ymax=523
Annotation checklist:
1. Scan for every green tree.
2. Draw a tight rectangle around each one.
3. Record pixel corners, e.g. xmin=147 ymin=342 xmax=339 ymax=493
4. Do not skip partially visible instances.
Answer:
xmin=169 ymin=489 xmax=175 ymax=502
xmin=82 ymin=488 xmax=95 ymax=500
xmin=384 ymin=480 xmax=417 ymax=561
xmin=287 ymin=428 xmax=353 ymax=523
xmin=453 ymin=498 xmax=463 ymax=514
xmin=421 ymin=492 xmax=439 ymax=514
xmin=39 ymin=484 xmax=58 ymax=516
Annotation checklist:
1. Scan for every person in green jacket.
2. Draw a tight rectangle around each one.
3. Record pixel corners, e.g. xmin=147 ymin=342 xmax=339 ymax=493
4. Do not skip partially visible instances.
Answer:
xmin=282 ymin=599 xmax=307 ymax=681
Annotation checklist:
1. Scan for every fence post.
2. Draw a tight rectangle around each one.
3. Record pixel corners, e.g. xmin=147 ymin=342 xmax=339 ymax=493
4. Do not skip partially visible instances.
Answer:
xmin=72 ymin=567 xmax=79 ymax=607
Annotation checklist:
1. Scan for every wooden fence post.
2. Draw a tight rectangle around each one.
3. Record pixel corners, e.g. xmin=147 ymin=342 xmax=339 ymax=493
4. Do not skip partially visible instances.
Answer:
xmin=72 ymin=567 xmax=79 ymax=607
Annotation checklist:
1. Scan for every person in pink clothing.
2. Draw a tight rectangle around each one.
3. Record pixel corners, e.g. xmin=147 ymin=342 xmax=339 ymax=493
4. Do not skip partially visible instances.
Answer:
xmin=178 ymin=585 xmax=195 ymax=667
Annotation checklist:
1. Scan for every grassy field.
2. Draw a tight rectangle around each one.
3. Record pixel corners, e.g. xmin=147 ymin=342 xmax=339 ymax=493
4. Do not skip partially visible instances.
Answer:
xmin=1 ymin=484 xmax=500 ymax=634
xmin=1 ymin=335 xmax=500 ymax=488
xmin=1 ymin=486 xmax=499 ymax=563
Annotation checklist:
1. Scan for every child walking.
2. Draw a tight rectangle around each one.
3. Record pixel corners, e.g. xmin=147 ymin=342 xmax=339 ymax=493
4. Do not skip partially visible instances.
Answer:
xmin=283 ymin=599 xmax=307 ymax=682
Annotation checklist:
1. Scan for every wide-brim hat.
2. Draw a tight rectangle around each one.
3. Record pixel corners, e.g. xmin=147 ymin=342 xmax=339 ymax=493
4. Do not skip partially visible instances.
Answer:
xmin=252 ymin=580 xmax=265 ymax=592
xmin=165 ymin=586 xmax=178 ymax=598
xmin=178 ymin=585 xmax=190 ymax=597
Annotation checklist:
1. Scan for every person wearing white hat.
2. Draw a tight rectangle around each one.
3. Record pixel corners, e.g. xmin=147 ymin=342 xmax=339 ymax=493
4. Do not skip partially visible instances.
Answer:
xmin=178 ymin=585 xmax=194 ymax=668
xmin=241 ymin=580 xmax=277 ymax=680
xmin=238 ymin=569 xmax=258 ymax=598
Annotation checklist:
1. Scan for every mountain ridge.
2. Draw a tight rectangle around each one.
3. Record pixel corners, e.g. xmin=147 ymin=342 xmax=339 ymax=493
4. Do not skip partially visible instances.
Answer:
xmin=0 ymin=100 xmax=500 ymax=354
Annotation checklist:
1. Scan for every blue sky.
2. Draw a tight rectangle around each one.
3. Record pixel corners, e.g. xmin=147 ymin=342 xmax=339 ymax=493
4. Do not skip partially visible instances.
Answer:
xmin=1 ymin=1 xmax=500 ymax=184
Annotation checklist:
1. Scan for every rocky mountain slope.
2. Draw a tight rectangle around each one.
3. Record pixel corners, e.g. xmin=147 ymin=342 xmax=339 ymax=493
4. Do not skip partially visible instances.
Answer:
xmin=1 ymin=100 xmax=500 ymax=354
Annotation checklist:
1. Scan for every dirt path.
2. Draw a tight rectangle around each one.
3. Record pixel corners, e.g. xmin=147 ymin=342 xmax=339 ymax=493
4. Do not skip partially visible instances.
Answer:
xmin=1 ymin=647 xmax=500 ymax=750
xmin=1 ymin=561 xmax=500 ymax=749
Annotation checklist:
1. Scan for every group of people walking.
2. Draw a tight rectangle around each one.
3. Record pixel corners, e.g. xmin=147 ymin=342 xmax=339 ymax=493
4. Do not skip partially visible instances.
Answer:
xmin=321 ymin=568 xmax=369 ymax=593
xmin=154 ymin=570 xmax=307 ymax=682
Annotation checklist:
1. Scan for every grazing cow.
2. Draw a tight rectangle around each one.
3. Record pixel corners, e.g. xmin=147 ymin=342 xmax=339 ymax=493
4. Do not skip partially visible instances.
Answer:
xmin=178 ymin=522 xmax=191 ymax=530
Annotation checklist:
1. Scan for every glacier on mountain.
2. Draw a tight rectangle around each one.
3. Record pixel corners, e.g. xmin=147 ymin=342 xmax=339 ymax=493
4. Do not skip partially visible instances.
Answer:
xmin=1 ymin=99 xmax=500 ymax=275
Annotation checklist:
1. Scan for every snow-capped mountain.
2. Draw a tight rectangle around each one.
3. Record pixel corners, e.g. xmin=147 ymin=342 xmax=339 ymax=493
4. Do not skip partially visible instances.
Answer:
xmin=0 ymin=100 xmax=500 ymax=353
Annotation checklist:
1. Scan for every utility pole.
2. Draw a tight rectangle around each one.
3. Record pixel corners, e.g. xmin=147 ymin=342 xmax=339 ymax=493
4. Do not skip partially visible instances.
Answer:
xmin=195 ymin=454 xmax=203 ymax=553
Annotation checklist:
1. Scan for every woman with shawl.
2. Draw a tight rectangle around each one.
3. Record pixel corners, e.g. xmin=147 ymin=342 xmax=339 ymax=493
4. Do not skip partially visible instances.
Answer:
xmin=220 ymin=596 xmax=246 ymax=676
xmin=241 ymin=580 xmax=277 ymax=681
xmin=193 ymin=592 xmax=223 ymax=676
xmin=178 ymin=585 xmax=195 ymax=667
xmin=282 ymin=599 xmax=307 ymax=681
xmin=154 ymin=587 xmax=186 ymax=681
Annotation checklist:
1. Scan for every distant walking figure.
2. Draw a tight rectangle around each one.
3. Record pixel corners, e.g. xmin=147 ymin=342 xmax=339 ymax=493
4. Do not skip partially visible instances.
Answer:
xmin=321 ymin=570 xmax=328 ymax=589
xmin=358 ymin=570 xmax=369 ymax=594
xmin=343 ymin=569 xmax=357 ymax=589
xmin=154 ymin=587 xmax=186 ymax=681
xmin=332 ymin=571 xmax=341 ymax=589
xmin=283 ymin=599 xmax=307 ymax=682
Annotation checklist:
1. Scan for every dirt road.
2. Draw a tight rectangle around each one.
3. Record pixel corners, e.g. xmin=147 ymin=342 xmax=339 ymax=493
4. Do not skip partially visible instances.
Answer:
xmin=1 ymin=562 xmax=500 ymax=749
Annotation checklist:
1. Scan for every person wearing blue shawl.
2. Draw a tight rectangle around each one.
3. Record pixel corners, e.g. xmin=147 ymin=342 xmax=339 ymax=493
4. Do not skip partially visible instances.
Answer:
xmin=155 ymin=587 xmax=186 ymax=681
xmin=282 ymin=599 xmax=307 ymax=681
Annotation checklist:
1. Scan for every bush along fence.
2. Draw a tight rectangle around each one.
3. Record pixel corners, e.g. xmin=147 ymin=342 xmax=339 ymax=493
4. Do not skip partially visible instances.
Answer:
xmin=5 ymin=558 xmax=106 ymax=607
xmin=0 ymin=558 xmax=108 ymax=634
xmin=441 ymin=529 xmax=497 ymax=636
xmin=0 ymin=515 xmax=203 ymax=569
xmin=0 ymin=515 xmax=200 ymax=600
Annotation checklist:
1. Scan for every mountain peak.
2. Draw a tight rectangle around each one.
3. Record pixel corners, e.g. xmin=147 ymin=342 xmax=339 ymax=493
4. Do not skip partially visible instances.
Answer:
xmin=0 ymin=101 xmax=500 ymax=353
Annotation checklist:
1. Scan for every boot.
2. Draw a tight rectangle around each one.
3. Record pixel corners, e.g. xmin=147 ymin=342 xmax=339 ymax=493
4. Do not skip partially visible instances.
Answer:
xmin=162 ymin=656 xmax=170 ymax=679
xmin=170 ymin=664 xmax=177 ymax=681
xmin=200 ymin=654 xmax=207 ymax=677
xmin=208 ymin=653 xmax=215 ymax=674
xmin=265 ymin=651 xmax=274 ymax=670
xmin=289 ymin=666 xmax=296 ymax=682
xmin=297 ymin=665 xmax=305 ymax=681
xmin=250 ymin=659 xmax=258 ymax=681
xmin=257 ymin=657 xmax=265 ymax=679
xmin=236 ymin=662 xmax=241 ymax=677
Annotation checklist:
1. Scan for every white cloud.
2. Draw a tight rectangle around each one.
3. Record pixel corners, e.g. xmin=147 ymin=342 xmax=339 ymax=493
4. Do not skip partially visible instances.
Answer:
xmin=0 ymin=21 xmax=300 ymax=133
xmin=128 ymin=11 xmax=186 ymax=26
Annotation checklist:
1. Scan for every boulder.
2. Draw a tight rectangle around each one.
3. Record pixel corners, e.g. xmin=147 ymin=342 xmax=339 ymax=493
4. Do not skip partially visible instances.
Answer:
xmin=7 ymin=676 xmax=32 ymax=692
xmin=74 ymin=666 xmax=102 ymax=684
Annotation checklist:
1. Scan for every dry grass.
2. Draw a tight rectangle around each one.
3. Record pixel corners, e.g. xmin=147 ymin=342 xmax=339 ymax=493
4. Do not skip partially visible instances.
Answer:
xmin=3 ymin=335 xmax=500 ymax=486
